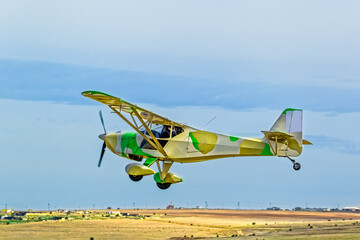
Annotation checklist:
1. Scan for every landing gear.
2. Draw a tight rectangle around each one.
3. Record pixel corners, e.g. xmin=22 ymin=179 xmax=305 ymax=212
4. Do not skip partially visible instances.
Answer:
xmin=293 ymin=162 xmax=301 ymax=171
xmin=287 ymin=157 xmax=301 ymax=171
xmin=156 ymin=182 xmax=171 ymax=190
xmin=128 ymin=154 xmax=142 ymax=162
xmin=154 ymin=160 xmax=174 ymax=190
xmin=129 ymin=174 xmax=143 ymax=182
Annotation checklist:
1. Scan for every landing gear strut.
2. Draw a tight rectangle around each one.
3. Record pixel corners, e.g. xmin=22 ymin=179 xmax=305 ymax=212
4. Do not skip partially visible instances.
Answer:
xmin=287 ymin=157 xmax=301 ymax=171
xmin=155 ymin=160 xmax=173 ymax=190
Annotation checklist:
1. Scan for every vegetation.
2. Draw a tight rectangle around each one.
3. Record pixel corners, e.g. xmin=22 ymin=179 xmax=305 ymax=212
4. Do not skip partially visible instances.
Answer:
xmin=1 ymin=209 xmax=360 ymax=239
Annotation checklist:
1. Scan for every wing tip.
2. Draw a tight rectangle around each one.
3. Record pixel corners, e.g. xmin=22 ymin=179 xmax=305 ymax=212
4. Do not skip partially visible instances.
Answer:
xmin=81 ymin=90 xmax=115 ymax=98
xmin=81 ymin=90 xmax=92 ymax=96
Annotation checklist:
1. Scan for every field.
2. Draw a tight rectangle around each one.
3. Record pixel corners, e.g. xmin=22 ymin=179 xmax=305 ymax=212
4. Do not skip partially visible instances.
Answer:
xmin=1 ymin=209 xmax=360 ymax=239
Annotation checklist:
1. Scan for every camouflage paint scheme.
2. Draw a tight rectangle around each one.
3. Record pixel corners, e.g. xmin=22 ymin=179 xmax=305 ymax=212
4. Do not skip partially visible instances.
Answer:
xmin=102 ymin=110 xmax=305 ymax=163
xmin=82 ymin=91 xmax=310 ymax=187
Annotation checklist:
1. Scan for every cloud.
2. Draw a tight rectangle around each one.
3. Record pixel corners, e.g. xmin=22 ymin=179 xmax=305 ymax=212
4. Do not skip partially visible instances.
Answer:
xmin=1 ymin=59 xmax=360 ymax=113
xmin=306 ymin=135 xmax=360 ymax=155
xmin=0 ymin=1 xmax=359 ymax=85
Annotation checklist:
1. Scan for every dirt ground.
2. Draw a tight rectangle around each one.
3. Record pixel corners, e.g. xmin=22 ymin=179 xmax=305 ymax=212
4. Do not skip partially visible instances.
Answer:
xmin=1 ymin=209 xmax=360 ymax=239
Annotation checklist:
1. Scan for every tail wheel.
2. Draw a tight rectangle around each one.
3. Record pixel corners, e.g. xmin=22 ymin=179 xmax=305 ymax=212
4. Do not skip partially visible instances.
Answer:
xmin=156 ymin=182 xmax=171 ymax=190
xmin=129 ymin=175 xmax=143 ymax=182
xmin=293 ymin=162 xmax=301 ymax=171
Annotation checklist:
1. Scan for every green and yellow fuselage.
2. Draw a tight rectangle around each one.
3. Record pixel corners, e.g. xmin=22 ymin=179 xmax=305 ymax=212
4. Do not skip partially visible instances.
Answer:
xmin=103 ymin=127 xmax=301 ymax=163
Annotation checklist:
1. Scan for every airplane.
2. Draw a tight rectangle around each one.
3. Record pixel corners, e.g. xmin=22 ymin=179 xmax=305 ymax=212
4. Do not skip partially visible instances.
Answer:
xmin=82 ymin=90 xmax=312 ymax=190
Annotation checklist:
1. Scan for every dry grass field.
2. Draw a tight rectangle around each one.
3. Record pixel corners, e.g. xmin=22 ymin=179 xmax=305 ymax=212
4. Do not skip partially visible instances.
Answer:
xmin=1 ymin=209 xmax=360 ymax=239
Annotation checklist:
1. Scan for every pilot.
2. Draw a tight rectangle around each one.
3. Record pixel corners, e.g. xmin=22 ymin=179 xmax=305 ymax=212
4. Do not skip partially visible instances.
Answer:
xmin=160 ymin=125 xmax=170 ymax=138
xmin=174 ymin=126 xmax=183 ymax=135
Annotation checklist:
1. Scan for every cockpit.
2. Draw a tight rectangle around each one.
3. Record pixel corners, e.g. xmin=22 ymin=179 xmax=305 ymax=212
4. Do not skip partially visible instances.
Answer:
xmin=140 ymin=124 xmax=184 ymax=149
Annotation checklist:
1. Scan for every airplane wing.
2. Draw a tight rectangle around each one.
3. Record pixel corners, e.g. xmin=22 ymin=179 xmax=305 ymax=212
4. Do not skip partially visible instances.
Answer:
xmin=82 ymin=90 xmax=185 ymax=127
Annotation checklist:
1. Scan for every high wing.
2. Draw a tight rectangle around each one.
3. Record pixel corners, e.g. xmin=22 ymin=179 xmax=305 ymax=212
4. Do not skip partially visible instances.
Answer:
xmin=82 ymin=90 xmax=187 ymax=158
xmin=82 ymin=90 xmax=185 ymax=127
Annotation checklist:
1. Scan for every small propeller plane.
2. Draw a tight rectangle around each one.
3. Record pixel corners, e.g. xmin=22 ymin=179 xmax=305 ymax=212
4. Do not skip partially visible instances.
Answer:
xmin=82 ymin=91 xmax=312 ymax=190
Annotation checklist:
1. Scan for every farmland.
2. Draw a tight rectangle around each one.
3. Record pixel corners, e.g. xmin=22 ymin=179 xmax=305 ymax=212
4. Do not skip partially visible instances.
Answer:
xmin=1 ymin=209 xmax=360 ymax=239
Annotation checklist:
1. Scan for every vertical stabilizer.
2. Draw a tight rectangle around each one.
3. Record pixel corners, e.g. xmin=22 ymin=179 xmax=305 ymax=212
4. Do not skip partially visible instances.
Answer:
xmin=268 ymin=108 xmax=303 ymax=156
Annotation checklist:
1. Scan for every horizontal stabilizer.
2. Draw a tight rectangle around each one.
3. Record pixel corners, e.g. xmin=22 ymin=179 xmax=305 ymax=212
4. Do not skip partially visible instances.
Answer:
xmin=302 ymin=139 xmax=313 ymax=145
xmin=261 ymin=131 xmax=294 ymax=141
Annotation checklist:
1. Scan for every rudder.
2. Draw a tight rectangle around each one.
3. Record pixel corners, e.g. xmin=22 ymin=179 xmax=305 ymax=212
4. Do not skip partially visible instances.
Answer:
xmin=266 ymin=108 xmax=303 ymax=156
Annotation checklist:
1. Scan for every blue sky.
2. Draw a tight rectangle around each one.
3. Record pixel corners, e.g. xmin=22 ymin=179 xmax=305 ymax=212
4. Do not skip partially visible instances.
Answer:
xmin=0 ymin=1 xmax=359 ymax=210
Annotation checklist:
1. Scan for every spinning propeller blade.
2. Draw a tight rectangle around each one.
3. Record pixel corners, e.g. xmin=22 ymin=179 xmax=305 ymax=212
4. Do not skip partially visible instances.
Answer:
xmin=98 ymin=142 xmax=106 ymax=168
xmin=98 ymin=110 xmax=107 ymax=167
xmin=99 ymin=110 xmax=106 ymax=134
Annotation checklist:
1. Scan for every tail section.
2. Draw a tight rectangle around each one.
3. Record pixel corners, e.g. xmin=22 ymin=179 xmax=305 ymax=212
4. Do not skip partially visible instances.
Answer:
xmin=263 ymin=108 xmax=304 ymax=157
xmin=271 ymin=108 xmax=303 ymax=144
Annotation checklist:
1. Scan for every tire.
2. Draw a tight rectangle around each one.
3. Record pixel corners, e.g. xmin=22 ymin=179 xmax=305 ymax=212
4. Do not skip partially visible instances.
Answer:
xmin=156 ymin=182 xmax=171 ymax=190
xmin=129 ymin=175 xmax=143 ymax=182
xmin=128 ymin=154 xmax=143 ymax=162
xmin=293 ymin=162 xmax=301 ymax=171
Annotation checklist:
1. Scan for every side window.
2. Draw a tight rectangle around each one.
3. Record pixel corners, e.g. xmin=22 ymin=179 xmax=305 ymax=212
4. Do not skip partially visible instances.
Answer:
xmin=160 ymin=125 xmax=171 ymax=139
xmin=140 ymin=125 xmax=184 ymax=149
xmin=172 ymin=126 xmax=184 ymax=137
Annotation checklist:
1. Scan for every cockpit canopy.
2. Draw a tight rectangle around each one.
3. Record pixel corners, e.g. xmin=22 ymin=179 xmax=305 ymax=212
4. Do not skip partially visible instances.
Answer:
xmin=141 ymin=124 xmax=184 ymax=139
xmin=140 ymin=124 xmax=184 ymax=149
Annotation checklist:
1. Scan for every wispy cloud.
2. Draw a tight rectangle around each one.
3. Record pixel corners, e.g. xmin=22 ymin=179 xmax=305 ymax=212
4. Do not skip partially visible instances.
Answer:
xmin=0 ymin=1 xmax=359 ymax=86
xmin=1 ymin=59 xmax=360 ymax=113
xmin=307 ymin=135 xmax=360 ymax=155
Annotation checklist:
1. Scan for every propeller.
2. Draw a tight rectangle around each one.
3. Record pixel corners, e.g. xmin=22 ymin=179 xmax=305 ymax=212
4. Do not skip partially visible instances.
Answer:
xmin=99 ymin=110 xmax=107 ymax=134
xmin=98 ymin=142 xmax=106 ymax=168
xmin=98 ymin=110 xmax=107 ymax=168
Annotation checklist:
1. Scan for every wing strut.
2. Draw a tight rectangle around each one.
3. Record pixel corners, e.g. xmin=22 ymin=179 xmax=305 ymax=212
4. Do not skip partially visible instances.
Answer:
xmin=110 ymin=106 xmax=168 ymax=158
xmin=130 ymin=114 xmax=139 ymax=129
xmin=132 ymin=108 xmax=168 ymax=158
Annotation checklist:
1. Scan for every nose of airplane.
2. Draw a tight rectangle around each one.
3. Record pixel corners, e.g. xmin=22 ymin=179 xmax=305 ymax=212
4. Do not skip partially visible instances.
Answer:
xmin=98 ymin=133 xmax=106 ymax=140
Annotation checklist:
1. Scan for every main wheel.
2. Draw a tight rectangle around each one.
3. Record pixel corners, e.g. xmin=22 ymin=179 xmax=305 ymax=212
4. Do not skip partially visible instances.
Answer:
xmin=156 ymin=182 xmax=171 ymax=190
xmin=293 ymin=162 xmax=301 ymax=171
xmin=129 ymin=175 xmax=143 ymax=182
xmin=128 ymin=154 xmax=143 ymax=162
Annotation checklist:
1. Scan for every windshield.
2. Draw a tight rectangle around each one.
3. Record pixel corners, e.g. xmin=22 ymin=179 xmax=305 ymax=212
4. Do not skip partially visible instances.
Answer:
xmin=140 ymin=124 xmax=184 ymax=149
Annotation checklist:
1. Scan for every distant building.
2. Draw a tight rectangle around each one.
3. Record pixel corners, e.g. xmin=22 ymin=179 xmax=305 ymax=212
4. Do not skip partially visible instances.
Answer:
xmin=343 ymin=207 xmax=360 ymax=212
xmin=303 ymin=207 xmax=331 ymax=212
xmin=25 ymin=212 xmax=47 ymax=217
xmin=106 ymin=211 xmax=120 ymax=215
xmin=166 ymin=205 xmax=174 ymax=210
xmin=266 ymin=207 xmax=284 ymax=211
xmin=1 ymin=209 xmax=14 ymax=214
xmin=56 ymin=209 xmax=68 ymax=213
xmin=14 ymin=211 xmax=29 ymax=216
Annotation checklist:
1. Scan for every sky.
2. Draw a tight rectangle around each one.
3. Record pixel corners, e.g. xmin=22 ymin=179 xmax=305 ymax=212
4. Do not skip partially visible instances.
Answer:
xmin=0 ymin=0 xmax=359 ymax=210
